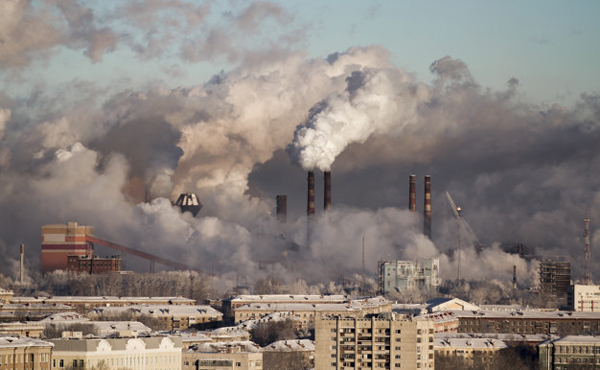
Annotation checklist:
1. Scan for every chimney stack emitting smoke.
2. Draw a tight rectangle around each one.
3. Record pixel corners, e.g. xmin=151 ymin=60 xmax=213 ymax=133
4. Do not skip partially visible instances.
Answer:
xmin=19 ymin=243 xmax=24 ymax=284
xmin=307 ymin=171 xmax=315 ymax=217
xmin=424 ymin=175 xmax=432 ymax=239
xmin=276 ymin=195 xmax=287 ymax=223
xmin=409 ymin=174 xmax=416 ymax=212
xmin=324 ymin=171 xmax=331 ymax=211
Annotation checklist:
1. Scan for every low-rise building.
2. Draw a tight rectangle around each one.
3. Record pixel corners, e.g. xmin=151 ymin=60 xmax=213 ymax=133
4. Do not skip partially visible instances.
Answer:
xmin=89 ymin=305 xmax=223 ymax=331
xmin=0 ymin=288 xmax=14 ymax=304
xmin=435 ymin=336 xmax=507 ymax=369
xmin=11 ymin=296 xmax=195 ymax=313
xmin=261 ymin=339 xmax=314 ymax=370
xmin=222 ymin=295 xmax=350 ymax=320
xmin=0 ymin=303 xmax=76 ymax=321
xmin=49 ymin=335 xmax=182 ymax=370
xmin=314 ymin=314 xmax=435 ymax=370
xmin=0 ymin=322 xmax=45 ymax=338
xmin=538 ymin=335 xmax=600 ymax=370
xmin=0 ymin=335 xmax=53 ymax=370
xmin=234 ymin=297 xmax=392 ymax=327
xmin=183 ymin=343 xmax=262 ymax=370
xmin=568 ymin=284 xmax=600 ymax=312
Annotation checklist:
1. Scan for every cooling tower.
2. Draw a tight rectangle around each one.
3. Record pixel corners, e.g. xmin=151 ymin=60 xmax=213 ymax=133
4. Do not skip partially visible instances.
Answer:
xmin=424 ymin=175 xmax=432 ymax=239
xmin=324 ymin=171 xmax=331 ymax=211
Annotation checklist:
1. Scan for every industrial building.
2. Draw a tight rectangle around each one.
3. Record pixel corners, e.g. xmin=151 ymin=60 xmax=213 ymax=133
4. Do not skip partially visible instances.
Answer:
xmin=435 ymin=336 xmax=507 ymax=368
xmin=66 ymin=254 xmax=122 ymax=274
xmin=568 ymin=284 xmax=600 ymax=312
xmin=314 ymin=314 xmax=435 ymax=370
xmin=41 ymin=222 xmax=94 ymax=273
xmin=378 ymin=257 xmax=440 ymax=294
xmin=539 ymin=258 xmax=571 ymax=305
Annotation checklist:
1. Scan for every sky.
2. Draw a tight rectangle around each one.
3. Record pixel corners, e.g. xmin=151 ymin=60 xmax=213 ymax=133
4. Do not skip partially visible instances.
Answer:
xmin=0 ymin=0 xmax=599 ymax=290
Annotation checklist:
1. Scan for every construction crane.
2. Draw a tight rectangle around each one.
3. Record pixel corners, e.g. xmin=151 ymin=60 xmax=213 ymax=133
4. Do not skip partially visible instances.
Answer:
xmin=445 ymin=191 xmax=482 ymax=248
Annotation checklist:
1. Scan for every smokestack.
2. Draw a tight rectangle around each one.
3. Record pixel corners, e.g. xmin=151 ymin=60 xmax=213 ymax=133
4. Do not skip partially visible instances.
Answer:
xmin=276 ymin=195 xmax=287 ymax=223
xmin=424 ymin=175 xmax=432 ymax=239
xmin=513 ymin=265 xmax=517 ymax=291
xmin=409 ymin=174 xmax=416 ymax=212
xmin=307 ymin=171 xmax=315 ymax=217
xmin=324 ymin=171 xmax=331 ymax=211
xmin=19 ymin=243 xmax=24 ymax=284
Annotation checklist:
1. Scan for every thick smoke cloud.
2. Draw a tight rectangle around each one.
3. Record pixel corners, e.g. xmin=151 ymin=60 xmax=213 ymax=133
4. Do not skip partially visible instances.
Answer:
xmin=0 ymin=2 xmax=599 ymax=292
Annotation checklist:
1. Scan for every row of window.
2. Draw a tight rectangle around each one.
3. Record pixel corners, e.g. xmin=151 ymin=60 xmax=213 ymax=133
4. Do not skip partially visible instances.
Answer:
xmin=0 ymin=353 xmax=40 ymax=365
xmin=52 ymin=354 xmax=180 ymax=368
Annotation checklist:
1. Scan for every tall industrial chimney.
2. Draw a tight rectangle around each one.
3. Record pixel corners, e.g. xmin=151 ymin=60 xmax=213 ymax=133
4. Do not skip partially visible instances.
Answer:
xmin=424 ymin=175 xmax=432 ymax=239
xmin=513 ymin=265 xmax=517 ymax=291
xmin=19 ymin=243 xmax=24 ymax=284
xmin=324 ymin=171 xmax=332 ymax=211
xmin=307 ymin=171 xmax=315 ymax=217
xmin=409 ymin=174 xmax=416 ymax=212
xmin=276 ymin=195 xmax=287 ymax=223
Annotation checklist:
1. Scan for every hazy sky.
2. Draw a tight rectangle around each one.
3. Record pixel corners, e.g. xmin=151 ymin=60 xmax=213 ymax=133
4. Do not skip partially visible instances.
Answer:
xmin=0 ymin=0 xmax=599 ymax=288
xmin=3 ymin=1 xmax=598 ymax=105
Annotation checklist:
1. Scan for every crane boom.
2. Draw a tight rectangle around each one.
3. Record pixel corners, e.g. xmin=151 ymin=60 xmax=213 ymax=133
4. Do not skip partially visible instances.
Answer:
xmin=445 ymin=191 xmax=482 ymax=248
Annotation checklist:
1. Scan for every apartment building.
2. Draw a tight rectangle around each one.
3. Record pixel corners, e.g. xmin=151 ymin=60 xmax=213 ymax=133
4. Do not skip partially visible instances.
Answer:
xmin=0 ymin=336 xmax=53 ymax=370
xmin=538 ymin=335 xmax=600 ymax=370
xmin=568 ymin=284 xmax=600 ymax=312
xmin=314 ymin=314 xmax=435 ymax=370
xmin=183 ymin=345 xmax=262 ymax=370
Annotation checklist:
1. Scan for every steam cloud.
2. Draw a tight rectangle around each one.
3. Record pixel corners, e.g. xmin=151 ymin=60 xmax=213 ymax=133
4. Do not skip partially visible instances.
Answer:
xmin=0 ymin=0 xmax=599 ymax=293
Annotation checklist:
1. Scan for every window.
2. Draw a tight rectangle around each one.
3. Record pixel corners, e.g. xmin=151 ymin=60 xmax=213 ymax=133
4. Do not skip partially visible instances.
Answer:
xmin=237 ymin=362 xmax=242 ymax=367
xmin=73 ymin=360 xmax=78 ymax=367
xmin=59 ymin=359 xmax=64 ymax=368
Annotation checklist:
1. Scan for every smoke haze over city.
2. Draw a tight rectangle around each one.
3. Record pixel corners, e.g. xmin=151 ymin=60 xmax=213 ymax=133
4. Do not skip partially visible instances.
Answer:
xmin=1 ymin=0 xmax=599 ymax=292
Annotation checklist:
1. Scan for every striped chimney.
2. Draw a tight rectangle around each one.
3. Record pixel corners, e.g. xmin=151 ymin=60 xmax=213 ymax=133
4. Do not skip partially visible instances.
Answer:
xmin=307 ymin=171 xmax=315 ymax=217
xmin=424 ymin=175 xmax=432 ymax=239
xmin=409 ymin=174 xmax=416 ymax=212
xmin=276 ymin=195 xmax=287 ymax=223
xmin=324 ymin=171 xmax=332 ymax=211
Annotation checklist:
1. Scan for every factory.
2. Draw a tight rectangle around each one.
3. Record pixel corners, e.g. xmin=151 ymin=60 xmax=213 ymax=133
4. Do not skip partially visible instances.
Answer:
xmin=378 ymin=257 xmax=440 ymax=294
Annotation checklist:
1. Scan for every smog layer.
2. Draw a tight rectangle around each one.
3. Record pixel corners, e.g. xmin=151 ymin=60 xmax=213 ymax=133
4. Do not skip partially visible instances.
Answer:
xmin=1 ymin=1 xmax=599 ymax=291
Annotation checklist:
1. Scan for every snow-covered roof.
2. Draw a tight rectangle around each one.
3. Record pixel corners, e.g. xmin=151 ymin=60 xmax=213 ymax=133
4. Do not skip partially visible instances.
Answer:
xmin=12 ymin=296 xmax=195 ymax=304
xmin=90 ymin=305 xmax=223 ymax=317
xmin=91 ymin=321 xmax=152 ymax=336
xmin=453 ymin=308 xmax=600 ymax=320
xmin=237 ymin=312 xmax=302 ymax=331
xmin=228 ymin=295 xmax=349 ymax=303
xmin=188 ymin=341 xmax=261 ymax=353
xmin=425 ymin=298 xmax=480 ymax=312
xmin=435 ymin=337 xmax=507 ymax=350
xmin=436 ymin=332 xmax=557 ymax=343
xmin=39 ymin=313 xmax=89 ymax=322
xmin=261 ymin=339 xmax=314 ymax=352
xmin=0 ymin=336 xmax=54 ymax=348
xmin=552 ymin=335 xmax=600 ymax=344
xmin=236 ymin=297 xmax=390 ymax=313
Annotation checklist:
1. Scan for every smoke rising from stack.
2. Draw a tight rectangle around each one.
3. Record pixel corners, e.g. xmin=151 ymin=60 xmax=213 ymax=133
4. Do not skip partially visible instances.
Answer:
xmin=324 ymin=171 xmax=332 ymax=211
xmin=307 ymin=171 xmax=315 ymax=217
xmin=0 ymin=38 xmax=598 ymax=288
xmin=424 ymin=175 xmax=432 ymax=239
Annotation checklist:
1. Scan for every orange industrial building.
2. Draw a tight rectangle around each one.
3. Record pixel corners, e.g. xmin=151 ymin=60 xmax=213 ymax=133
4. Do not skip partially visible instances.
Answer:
xmin=41 ymin=222 xmax=94 ymax=273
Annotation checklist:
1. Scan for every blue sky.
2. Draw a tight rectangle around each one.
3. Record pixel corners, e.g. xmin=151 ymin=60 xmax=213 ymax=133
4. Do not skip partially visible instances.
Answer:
xmin=4 ymin=0 xmax=599 ymax=107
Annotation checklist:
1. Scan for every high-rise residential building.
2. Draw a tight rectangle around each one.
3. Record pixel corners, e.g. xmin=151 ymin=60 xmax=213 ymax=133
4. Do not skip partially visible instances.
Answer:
xmin=378 ymin=258 xmax=440 ymax=294
xmin=314 ymin=314 xmax=435 ymax=370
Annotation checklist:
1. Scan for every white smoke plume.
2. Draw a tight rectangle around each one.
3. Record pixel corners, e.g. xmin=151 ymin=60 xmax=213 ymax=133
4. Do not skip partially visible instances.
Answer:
xmin=0 ymin=0 xmax=599 ymax=294
xmin=287 ymin=67 xmax=430 ymax=171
